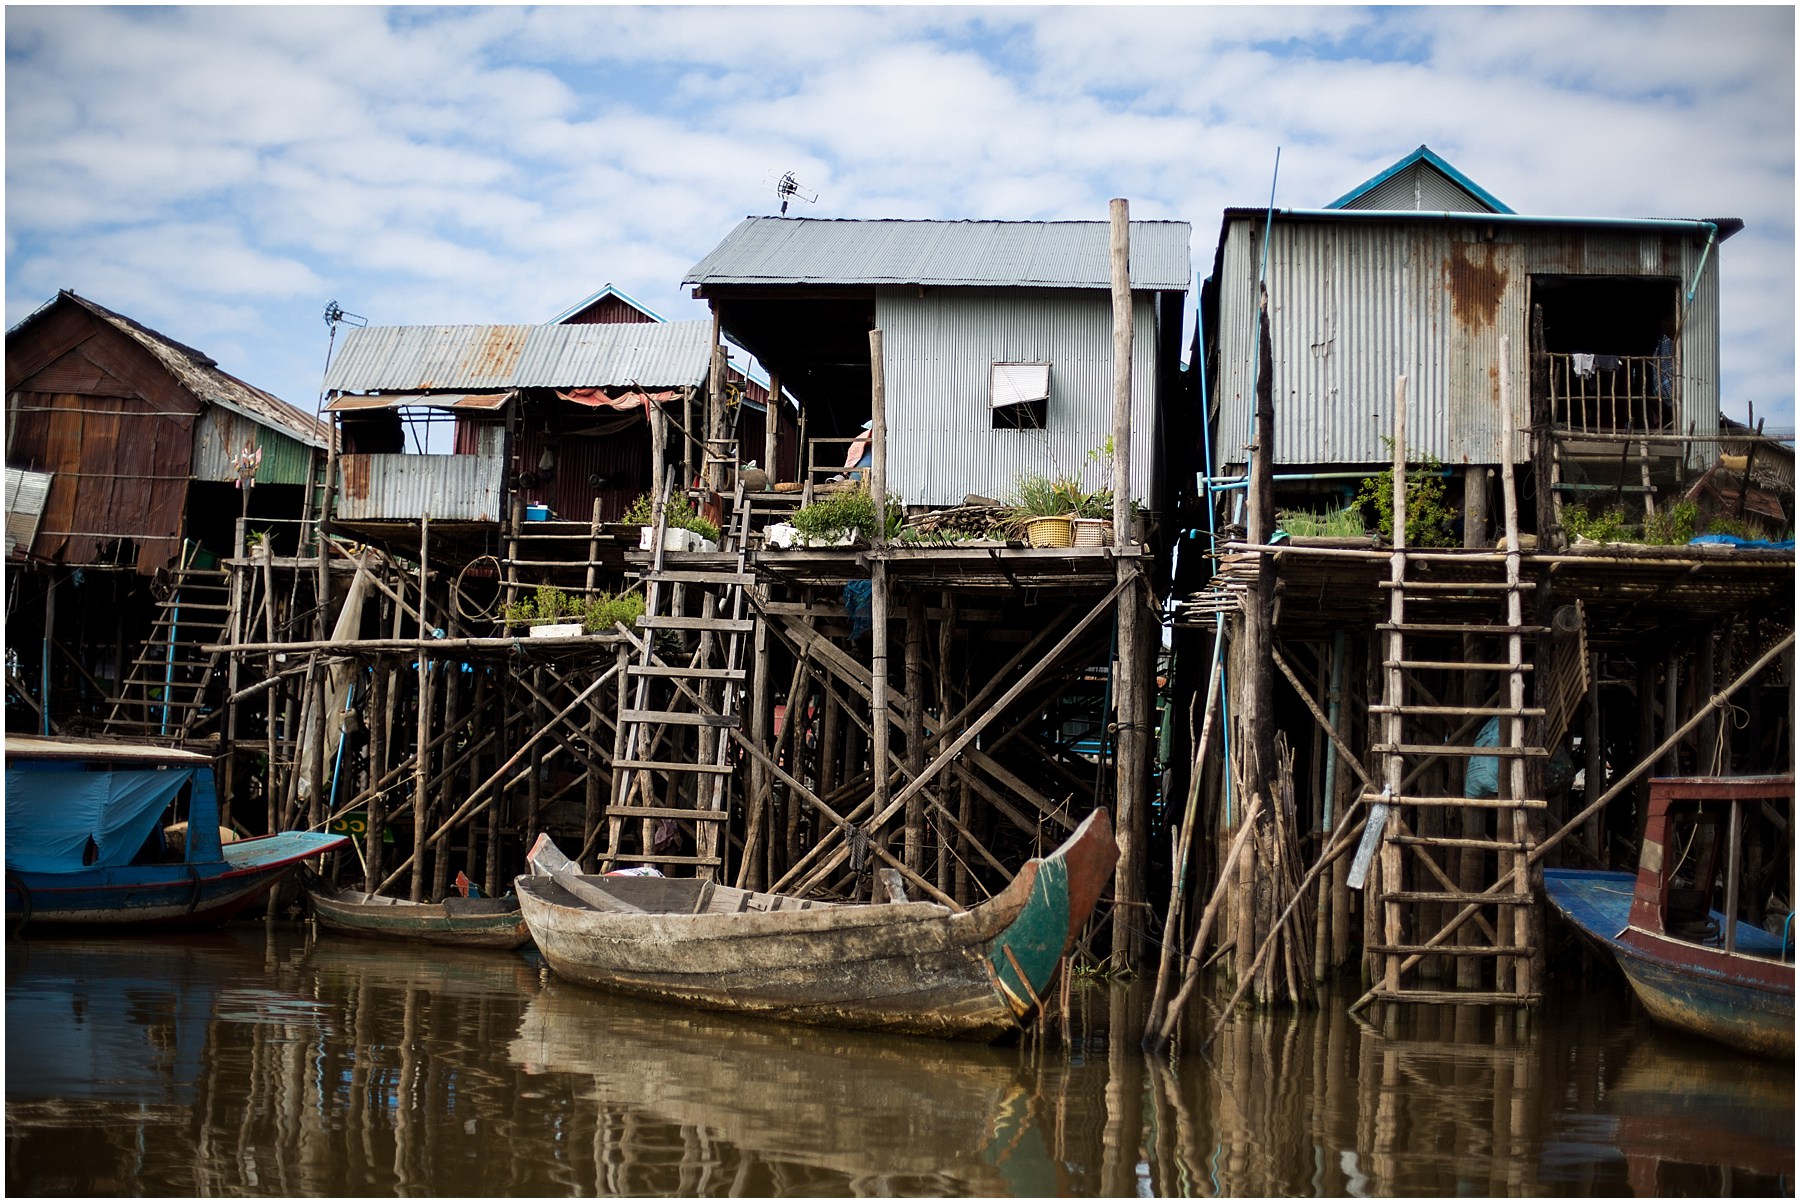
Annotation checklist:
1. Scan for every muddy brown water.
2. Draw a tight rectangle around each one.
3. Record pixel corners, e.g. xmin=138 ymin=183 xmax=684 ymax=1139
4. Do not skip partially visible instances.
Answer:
xmin=6 ymin=924 xmax=1791 ymax=1196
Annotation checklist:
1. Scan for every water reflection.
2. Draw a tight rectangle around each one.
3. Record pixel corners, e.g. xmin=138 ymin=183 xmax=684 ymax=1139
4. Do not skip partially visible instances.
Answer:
xmin=6 ymin=926 xmax=1791 ymax=1197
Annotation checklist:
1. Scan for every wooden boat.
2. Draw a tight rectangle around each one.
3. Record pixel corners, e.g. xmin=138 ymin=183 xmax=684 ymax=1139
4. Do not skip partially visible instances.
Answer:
xmin=5 ymin=735 xmax=346 ymax=929
xmin=516 ymin=808 xmax=1119 ymax=1040
xmin=303 ymin=876 xmax=532 ymax=949
xmin=1543 ymin=774 xmax=1793 ymax=1058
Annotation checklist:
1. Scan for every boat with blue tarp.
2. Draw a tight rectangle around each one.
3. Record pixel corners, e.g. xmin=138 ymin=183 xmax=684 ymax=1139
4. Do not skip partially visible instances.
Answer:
xmin=5 ymin=735 xmax=346 ymax=929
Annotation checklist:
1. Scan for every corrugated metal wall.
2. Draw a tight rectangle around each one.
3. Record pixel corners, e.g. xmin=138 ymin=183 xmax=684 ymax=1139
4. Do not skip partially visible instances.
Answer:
xmin=1213 ymin=217 xmax=1723 ymax=469
xmin=336 ymin=453 xmax=506 ymax=523
xmin=874 ymin=288 xmax=1161 ymax=509
xmin=192 ymin=406 xmax=316 ymax=486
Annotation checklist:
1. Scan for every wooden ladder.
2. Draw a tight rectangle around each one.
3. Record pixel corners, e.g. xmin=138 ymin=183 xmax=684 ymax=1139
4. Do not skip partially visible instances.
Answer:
xmin=603 ymin=474 xmax=754 ymax=880
xmin=1364 ymin=377 xmax=1544 ymax=1007
xmin=103 ymin=541 xmax=234 ymax=742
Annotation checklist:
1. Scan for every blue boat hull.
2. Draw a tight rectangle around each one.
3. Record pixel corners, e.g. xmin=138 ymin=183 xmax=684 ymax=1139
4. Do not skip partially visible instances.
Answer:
xmin=1543 ymin=868 xmax=1793 ymax=1058
xmin=7 ymin=832 xmax=346 ymax=928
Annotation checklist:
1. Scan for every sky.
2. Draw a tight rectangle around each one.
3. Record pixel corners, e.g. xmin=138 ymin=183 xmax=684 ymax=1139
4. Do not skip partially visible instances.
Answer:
xmin=6 ymin=5 xmax=1795 ymax=432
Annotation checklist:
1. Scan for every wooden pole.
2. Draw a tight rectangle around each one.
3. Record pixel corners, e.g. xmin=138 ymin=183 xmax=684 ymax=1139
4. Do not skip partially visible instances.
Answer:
xmin=763 ymin=369 xmax=781 ymax=482
xmin=409 ymin=513 xmax=430 ymax=902
xmin=1107 ymin=197 xmax=1147 ymax=968
xmin=868 ymin=328 xmax=891 ymax=895
xmin=902 ymin=589 xmax=927 ymax=873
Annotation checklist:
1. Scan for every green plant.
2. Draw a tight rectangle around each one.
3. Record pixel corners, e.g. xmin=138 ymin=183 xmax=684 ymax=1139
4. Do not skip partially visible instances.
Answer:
xmin=1276 ymin=503 xmax=1367 ymax=539
xmin=1642 ymin=500 xmax=1700 ymax=546
xmin=1563 ymin=504 xmax=1633 ymax=544
xmin=622 ymin=491 xmax=719 ymax=543
xmin=1354 ymin=450 xmax=1456 ymax=547
xmin=791 ymin=487 xmax=902 ymax=540
xmin=1703 ymin=511 xmax=1775 ymax=542
xmin=582 ymin=590 xmax=645 ymax=633
xmin=503 ymin=584 xmax=645 ymax=632
xmin=503 ymin=583 xmax=574 ymax=627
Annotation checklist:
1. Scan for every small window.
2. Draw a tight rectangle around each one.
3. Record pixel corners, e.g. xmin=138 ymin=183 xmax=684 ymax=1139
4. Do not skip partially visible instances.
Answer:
xmin=991 ymin=362 xmax=1050 ymax=430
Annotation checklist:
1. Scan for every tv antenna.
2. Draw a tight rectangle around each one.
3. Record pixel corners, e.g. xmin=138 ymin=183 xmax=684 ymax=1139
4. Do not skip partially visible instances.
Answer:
xmin=323 ymin=300 xmax=366 ymax=332
xmin=766 ymin=170 xmax=818 ymax=216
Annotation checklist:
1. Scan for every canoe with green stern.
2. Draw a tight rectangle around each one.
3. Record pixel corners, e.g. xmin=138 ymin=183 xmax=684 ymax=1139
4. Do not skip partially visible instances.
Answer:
xmin=516 ymin=809 xmax=1119 ymax=1041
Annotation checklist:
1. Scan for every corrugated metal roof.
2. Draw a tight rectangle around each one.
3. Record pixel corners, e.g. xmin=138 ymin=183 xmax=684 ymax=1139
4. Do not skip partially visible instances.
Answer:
xmin=6 ymin=466 xmax=51 ymax=559
xmin=684 ymin=218 xmax=1191 ymax=291
xmin=22 ymin=292 xmax=333 ymax=449
xmin=323 ymin=321 xmax=714 ymax=394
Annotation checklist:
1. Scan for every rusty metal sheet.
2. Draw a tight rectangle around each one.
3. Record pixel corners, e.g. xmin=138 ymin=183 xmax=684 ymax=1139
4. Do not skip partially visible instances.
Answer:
xmin=333 ymin=452 xmax=505 ymax=522
xmin=323 ymin=391 xmax=512 ymax=413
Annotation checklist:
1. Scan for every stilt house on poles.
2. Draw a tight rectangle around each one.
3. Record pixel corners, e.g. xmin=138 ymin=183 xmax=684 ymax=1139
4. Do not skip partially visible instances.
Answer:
xmin=682 ymin=208 xmax=1191 ymax=961
xmin=4 ymin=291 xmax=329 ymax=802
xmin=1165 ymin=146 xmax=1793 ymax=1021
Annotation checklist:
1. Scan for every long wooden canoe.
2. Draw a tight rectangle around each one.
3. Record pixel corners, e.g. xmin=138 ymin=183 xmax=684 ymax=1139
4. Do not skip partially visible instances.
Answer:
xmin=304 ymin=878 xmax=532 ymax=949
xmin=516 ymin=808 xmax=1118 ymax=1040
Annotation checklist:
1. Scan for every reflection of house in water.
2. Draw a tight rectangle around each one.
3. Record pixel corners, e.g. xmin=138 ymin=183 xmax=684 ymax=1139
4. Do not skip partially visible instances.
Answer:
xmin=1172 ymin=146 xmax=1792 ymax=1016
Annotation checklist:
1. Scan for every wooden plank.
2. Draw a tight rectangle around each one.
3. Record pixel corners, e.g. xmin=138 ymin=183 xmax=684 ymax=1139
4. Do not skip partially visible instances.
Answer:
xmin=1378 ymin=622 xmax=1546 ymax=635
xmin=1370 ymin=989 xmax=1541 ymax=1005
xmin=643 ymin=569 xmax=756 ymax=586
xmin=627 ymin=665 xmax=747 ymax=681
xmin=1369 ymin=944 xmax=1533 ymax=957
xmin=637 ymin=615 xmax=756 ymax=633
xmin=1370 ymin=743 xmax=1548 ymax=758
xmin=1359 ymin=791 xmax=1547 ymax=809
xmin=612 ymin=758 xmax=733 ymax=775
xmin=604 ymin=805 xmax=728 ymax=821
xmin=620 ymin=709 xmax=738 ymax=727
xmin=1379 ymin=890 xmax=1533 ymax=904
xmin=1387 ymin=660 xmax=1533 ymax=672
xmin=1368 ymin=704 xmax=1544 ymax=717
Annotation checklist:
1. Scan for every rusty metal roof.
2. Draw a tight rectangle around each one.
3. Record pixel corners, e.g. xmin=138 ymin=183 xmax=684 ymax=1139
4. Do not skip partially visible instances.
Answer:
xmin=12 ymin=291 xmax=333 ymax=449
xmin=323 ymin=321 xmax=714 ymax=395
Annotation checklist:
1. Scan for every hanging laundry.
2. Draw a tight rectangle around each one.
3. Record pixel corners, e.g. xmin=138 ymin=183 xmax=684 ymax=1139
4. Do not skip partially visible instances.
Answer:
xmin=1594 ymin=354 xmax=1621 ymax=371
xmin=1571 ymin=353 xmax=1595 ymax=378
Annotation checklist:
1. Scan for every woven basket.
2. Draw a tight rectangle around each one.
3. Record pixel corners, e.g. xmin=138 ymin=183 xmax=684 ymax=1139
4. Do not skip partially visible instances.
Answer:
xmin=1024 ymin=516 xmax=1074 ymax=548
xmin=1072 ymin=518 xmax=1113 ymax=547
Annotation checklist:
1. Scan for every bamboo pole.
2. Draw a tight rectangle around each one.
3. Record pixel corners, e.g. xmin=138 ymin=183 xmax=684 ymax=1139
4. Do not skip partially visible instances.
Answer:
xmin=1142 ymin=637 xmax=1223 ymax=1046
xmin=409 ymin=514 xmax=430 ymax=902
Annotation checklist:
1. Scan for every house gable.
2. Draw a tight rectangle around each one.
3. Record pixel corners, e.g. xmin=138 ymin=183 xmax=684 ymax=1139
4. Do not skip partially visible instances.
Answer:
xmin=1326 ymin=145 xmax=1514 ymax=214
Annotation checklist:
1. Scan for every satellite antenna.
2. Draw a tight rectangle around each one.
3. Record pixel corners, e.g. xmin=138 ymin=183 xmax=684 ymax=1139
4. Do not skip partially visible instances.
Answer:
xmin=765 ymin=170 xmax=818 ymax=216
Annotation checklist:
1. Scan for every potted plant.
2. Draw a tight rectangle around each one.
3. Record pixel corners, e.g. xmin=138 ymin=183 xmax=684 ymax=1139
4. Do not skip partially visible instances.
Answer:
xmin=623 ymin=491 xmax=721 ymax=553
xmin=503 ymin=585 xmax=646 ymax=637
xmin=782 ymin=486 xmax=899 ymax=547
xmin=1009 ymin=472 xmax=1081 ymax=547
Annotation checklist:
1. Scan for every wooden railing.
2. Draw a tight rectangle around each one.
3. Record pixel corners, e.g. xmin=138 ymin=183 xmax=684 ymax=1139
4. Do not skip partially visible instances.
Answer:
xmin=1547 ymin=352 xmax=1677 ymax=435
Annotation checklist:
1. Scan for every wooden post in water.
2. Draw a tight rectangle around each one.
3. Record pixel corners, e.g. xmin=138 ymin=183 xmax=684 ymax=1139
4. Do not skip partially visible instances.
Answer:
xmin=1108 ymin=197 xmax=1148 ymax=968
xmin=409 ymin=513 xmax=430 ymax=903
xmin=904 ymin=589 xmax=927 ymax=873
xmin=867 ymin=328 xmax=891 ymax=897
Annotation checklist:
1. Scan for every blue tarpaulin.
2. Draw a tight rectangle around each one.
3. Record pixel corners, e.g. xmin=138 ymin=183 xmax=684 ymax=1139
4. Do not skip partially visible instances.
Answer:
xmin=4 ymin=763 xmax=197 ymax=872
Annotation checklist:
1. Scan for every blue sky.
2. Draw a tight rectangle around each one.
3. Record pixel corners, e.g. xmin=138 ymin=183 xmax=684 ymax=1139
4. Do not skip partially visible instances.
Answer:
xmin=6 ymin=5 xmax=1794 ymax=431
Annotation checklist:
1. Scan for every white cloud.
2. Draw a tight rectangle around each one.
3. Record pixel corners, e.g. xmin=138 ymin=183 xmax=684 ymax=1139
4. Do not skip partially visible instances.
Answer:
xmin=5 ymin=5 xmax=1791 ymax=428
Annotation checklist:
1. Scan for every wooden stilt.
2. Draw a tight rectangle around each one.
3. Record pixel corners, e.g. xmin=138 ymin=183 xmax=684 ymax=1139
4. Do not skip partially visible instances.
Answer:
xmin=409 ymin=513 xmax=431 ymax=902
